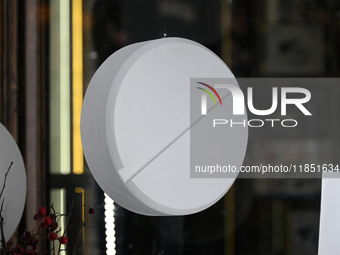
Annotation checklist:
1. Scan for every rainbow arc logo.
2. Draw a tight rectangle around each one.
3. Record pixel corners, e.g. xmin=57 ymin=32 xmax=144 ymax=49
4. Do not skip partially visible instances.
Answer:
xmin=196 ymin=82 xmax=222 ymax=115
xmin=196 ymin=82 xmax=222 ymax=106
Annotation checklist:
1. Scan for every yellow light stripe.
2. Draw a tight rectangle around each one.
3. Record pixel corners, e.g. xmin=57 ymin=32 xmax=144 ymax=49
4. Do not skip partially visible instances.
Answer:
xmin=72 ymin=0 xmax=84 ymax=174
xmin=221 ymin=0 xmax=232 ymax=67
xmin=75 ymin=187 xmax=85 ymax=245
xmin=222 ymin=3 xmax=234 ymax=254
xmin=225 ymin=186 xmax=235 ymax=255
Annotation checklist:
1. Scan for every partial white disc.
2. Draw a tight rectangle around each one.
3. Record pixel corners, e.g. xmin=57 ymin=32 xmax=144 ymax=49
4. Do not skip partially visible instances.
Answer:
xmin=0 ymin=123 xmax=26 ymax=242
xmin=81 ymin=37 xmax=247 ymax=215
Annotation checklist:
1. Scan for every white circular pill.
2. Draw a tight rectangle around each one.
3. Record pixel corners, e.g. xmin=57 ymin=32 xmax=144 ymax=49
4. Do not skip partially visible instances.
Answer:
xmin=81 ymin=37 xmax=247 ymax=215
xmin=0 ymin=123 xmax=26 ymax=241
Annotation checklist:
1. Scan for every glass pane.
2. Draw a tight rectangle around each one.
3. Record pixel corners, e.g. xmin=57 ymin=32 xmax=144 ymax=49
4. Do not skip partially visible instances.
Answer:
xmin=47 ymin=0 xmax=340 ymax=254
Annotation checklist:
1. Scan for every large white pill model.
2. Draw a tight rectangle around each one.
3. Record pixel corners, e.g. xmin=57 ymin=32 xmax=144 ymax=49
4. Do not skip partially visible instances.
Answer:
xmin=81 ymin=37 xmax=247 ymax=216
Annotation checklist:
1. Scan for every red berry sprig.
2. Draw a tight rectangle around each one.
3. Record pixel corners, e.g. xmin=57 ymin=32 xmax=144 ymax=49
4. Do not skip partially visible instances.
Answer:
xmin=6 ymin=202 xmax=95 ymax=255
xmin=16 ymin=231 xmax=39 ymax=255
xmin=41 ymin=216 xmax=53 ymax=227
xmin=48 ymin=233 xmax=58 ymax=241
xmin=37 ymin=207 xmax=46 ymax=217
xmin=58 ymin=236 xmax=68 ymax=245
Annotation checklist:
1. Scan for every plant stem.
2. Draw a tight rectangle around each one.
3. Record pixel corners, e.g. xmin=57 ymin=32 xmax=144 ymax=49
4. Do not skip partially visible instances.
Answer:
xmin=0 ymin=201 xmax=7 ymax=255
xmin=57 ymin=198 xmax=75 ymax=254
xmin=0 ymin=162 xmax=13 ymax=255
xmin=0 ymin=162 xmax=13 ymax=199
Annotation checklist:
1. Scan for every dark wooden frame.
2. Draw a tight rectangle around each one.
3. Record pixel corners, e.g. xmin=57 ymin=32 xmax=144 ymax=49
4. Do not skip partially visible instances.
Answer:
xmin=0 ymin=0 xmax=48 ymax=248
